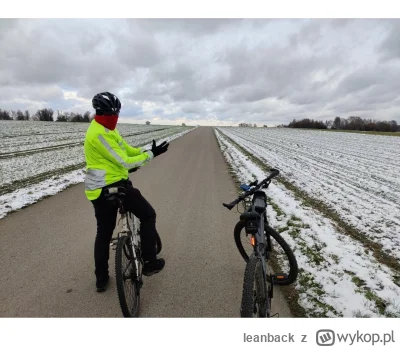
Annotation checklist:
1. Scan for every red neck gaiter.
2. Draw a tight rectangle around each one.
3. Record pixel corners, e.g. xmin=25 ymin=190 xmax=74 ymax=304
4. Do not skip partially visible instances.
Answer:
xmin=95 ymin=115 xmax=119 ymax=130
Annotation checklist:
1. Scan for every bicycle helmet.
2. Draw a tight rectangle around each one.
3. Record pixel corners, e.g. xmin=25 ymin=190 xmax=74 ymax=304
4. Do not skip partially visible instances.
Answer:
xmin=92 ymin=92 xmax=121 ymax=115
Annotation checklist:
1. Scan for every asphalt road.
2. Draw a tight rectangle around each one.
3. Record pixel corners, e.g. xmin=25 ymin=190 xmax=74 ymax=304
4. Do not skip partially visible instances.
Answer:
xmin=0 ymin=127 xmax=292 ymax=317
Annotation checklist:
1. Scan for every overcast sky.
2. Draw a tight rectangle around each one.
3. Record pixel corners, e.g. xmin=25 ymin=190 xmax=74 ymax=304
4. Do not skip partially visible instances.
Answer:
xmin=1 ymin=19 xmax=400 ymax=126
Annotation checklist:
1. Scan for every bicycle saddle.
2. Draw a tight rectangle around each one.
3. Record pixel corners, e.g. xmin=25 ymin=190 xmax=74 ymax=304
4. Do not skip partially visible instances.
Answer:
xmin=104 ymin=186 xmax=126 ymax=201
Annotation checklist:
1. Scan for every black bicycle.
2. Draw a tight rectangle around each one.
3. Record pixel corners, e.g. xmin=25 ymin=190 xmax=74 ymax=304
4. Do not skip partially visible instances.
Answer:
xmin=106 ymin=182 xmax=162 ymax=318
xmin=223 ymin=169 xmax=298 ymax=317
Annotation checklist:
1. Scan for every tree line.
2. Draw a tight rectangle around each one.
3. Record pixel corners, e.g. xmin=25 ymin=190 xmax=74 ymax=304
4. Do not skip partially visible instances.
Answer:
xmin=288 ymin=118 xmax=327 ymax=129
xmin=288 ymin=116 xmax=399 ymax=132
xmin=239 ymin=123 xmax=268 ymax=127
xmin=330 ymin=116 xmax=399 ymax=132
xmin=0 ymin=108 xmax=93 ymax=122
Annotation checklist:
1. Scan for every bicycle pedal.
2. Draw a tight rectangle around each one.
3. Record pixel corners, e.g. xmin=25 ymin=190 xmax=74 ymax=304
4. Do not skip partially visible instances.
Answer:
xmin=272 ymin=273 xmax=289 ymax=283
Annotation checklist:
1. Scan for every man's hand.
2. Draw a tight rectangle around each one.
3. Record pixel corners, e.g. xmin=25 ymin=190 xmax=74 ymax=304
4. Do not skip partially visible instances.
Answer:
xmin=151 ymin=139 xmax=169 ymax=157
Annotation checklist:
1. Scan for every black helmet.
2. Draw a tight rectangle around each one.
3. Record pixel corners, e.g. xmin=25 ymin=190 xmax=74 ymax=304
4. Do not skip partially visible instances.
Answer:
xmin=92 ymin=92 xmax=121 ymax=115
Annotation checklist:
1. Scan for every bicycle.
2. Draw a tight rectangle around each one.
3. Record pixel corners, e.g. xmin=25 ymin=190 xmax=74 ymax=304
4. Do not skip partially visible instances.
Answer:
xmin=105 ymin=182 xmax=162 ymax=318
xmin=223 ymin=169 xmax=298 ymax=317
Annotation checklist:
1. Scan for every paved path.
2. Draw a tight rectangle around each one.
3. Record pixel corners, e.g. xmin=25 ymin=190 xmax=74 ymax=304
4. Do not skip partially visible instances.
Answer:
xmin=0 ymin=127 xmax=292 ymax=317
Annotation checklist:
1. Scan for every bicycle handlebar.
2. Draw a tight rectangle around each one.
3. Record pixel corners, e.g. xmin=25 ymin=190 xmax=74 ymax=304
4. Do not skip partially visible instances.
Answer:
xmin=222 ymin=169 xmax=280 ymax=210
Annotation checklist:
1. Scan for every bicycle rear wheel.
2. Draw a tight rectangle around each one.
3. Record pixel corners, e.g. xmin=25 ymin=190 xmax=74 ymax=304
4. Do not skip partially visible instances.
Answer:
xmin=234 ymin=221 xmax=298 ymax=286
xmin=240 ymin=254 xmax=270 ymax=317
xmin=115 ymin=236 xmax=140 ymax=317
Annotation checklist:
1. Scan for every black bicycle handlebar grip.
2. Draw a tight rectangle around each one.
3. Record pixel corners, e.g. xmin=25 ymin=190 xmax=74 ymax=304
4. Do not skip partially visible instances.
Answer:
xmin=269 ymin=169 xmax=280 ymax=179
xmin=222 ymin=203 xmax=234 ymax=210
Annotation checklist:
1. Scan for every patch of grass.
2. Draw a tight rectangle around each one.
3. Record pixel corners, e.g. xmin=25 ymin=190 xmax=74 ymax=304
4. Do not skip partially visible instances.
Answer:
xmin=298 ymin=271 xmax=342 ymax=317
xmin=291 ymin=215 xmax=302 ymax=222
xmin=288 ymin=228 xmax=302 ymax=239
xmin=364 ymin=289 xmax=388 ymax=316
xmin=348 ymin=274 xmax=390 ymax=316
xmin=287 ymin=219 xmax=300 ymax=227
xmin=351 ymin=276 xmax=367 ymax=288
xmin=330 ymin=254 xmax=340 ymax=264
xmin=277 ymin=226 xmax=290 ymax=233
xmin=353 ymin=310 xmax=371 ymax=318
xmin=267 ymin=197 xmax=286 ymax=218
xmin=303 ymin=243 xmax=326 ymax=266
xmin=344 ymin=270 xmax=356 ymax=276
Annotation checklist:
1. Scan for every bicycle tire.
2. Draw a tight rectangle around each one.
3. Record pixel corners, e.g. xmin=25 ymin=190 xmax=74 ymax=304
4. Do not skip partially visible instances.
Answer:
xmin=240 ymin=255 xmax=270 ymax=317
xmin=155 ymin=232 xmax=162 ymax=255
xmin=234 ymin=221 xmax=298 ymax=286
xmin=115 ymin=236 xmax=140 ymax=317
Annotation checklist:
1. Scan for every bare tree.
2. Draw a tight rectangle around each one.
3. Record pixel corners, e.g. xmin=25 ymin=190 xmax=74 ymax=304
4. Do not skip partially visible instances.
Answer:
xmin=34 ymin=108 xmax=54 ymax=121
xmin=83 ymin=111 xmax=91 ymax=122
xmin=390 ymin=120 xmax=398 ymax=132
xmin=333 ymin=117 xmax=341 ymax=129
xmin=16 ymin=110 xmax=25 ymax=120
xmin=0 ymin=109 xmax=12 ymax=120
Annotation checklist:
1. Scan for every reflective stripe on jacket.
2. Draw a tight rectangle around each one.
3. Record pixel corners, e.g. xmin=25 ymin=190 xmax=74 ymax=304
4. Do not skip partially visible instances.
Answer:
xmin=83 ymin=120 xmax=153 ymax=200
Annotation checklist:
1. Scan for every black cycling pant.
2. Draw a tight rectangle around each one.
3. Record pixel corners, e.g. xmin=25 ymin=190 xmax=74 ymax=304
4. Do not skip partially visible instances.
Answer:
xmin=92 ymin=181 xmax=157 ymax=281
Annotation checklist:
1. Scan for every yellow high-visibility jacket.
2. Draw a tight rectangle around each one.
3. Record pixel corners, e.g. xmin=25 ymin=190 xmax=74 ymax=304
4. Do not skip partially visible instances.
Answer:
xmin=83 ymin=120 xmax=153 ymax=200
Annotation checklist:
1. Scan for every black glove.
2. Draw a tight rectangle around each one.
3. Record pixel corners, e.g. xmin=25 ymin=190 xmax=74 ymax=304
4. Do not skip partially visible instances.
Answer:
xmin=151 ymin=139 xmax=169 ymax=157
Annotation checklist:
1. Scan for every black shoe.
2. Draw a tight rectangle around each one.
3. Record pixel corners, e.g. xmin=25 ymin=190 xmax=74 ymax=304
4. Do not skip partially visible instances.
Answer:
xmin=96 ymin=276 xmax=109 ymax=292
xmin=143 ymin=258 xmax=165 ymax=276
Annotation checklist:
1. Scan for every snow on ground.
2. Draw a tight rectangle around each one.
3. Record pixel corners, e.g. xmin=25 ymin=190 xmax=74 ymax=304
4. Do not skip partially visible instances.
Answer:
xmin=215 ymin=129 xmax=400 ymax=317
xmin=0 ymin=121 xmax=170 ymax=154
xmin=216 ymin=127 xmax=400 ymax=260
xmin=0 ymin=126 xmax=194 ymax=219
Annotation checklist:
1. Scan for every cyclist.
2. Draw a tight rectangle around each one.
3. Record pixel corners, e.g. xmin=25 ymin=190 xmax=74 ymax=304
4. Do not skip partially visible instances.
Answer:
xmin=84 ymin=92 xmax=169 ymax=292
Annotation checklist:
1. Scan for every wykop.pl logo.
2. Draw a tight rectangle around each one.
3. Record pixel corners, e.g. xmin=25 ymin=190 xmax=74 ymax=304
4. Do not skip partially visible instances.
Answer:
xmin=316 ymin=330 xmax=335 ymax=346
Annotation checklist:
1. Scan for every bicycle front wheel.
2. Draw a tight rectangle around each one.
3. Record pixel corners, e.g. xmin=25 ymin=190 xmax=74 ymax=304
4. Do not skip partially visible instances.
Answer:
xmin=115 ymin=236 xmax=140 ymax=317
xmin=234 ymin=221 xmax=298 ymax=286
xmin=240 ymin=255 xmax=270 ymax=317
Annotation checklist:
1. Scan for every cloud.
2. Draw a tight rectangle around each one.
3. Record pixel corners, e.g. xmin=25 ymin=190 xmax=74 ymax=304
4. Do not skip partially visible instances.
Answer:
xmin=0 ymin=19 xmax=400 ymax=125
xmin=379 ymin=20 xmax=400 ymax=61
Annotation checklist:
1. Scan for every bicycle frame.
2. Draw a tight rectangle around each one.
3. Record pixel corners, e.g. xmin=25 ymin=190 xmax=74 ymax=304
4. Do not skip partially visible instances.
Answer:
xmin=248 ymin=208 xmax=272 ymax=291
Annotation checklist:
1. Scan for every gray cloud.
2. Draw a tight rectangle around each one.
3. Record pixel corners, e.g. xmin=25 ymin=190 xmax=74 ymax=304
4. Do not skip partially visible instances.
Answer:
xmin=379 ymin=21 xmax=400 ymax=61
xmin=0 ymin=19 xmax=400 ymax=125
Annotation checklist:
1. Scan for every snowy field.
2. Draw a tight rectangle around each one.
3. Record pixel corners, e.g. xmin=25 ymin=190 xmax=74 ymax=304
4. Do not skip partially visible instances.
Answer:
xmin=216 ymin=127 xmax=400 ymax=259
xmin=215 ymin=128 xmax=400 ymax=317
xmin=0 ymin=121 xmax=194 ymax=218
